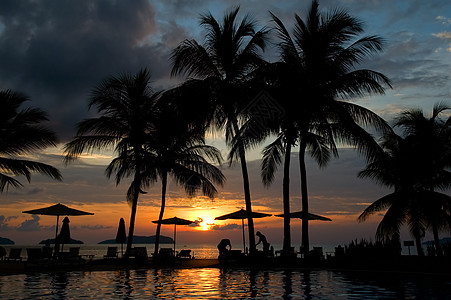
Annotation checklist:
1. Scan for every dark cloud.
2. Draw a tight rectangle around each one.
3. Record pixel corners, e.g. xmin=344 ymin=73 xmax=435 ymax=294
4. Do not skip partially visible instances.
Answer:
xmin=17 ymin=214 xmax=53 ymax=231
xmin=1 ymin=0 xmax=449 ymax=143
xmin=0 ymin=215 xmax=16 ymax=230
xmin=0 ymin=0 xmax=166 ymax=141
xmin=188 ymin=217 xmax=203 ymax=227
xmin=75 ymin=224 xmax=112 ymax=230
xmin=212 ymin=223 xmax=241 ymax=231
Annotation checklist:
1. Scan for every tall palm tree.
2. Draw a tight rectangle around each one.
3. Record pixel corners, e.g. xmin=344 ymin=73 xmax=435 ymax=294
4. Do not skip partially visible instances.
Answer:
xmin=145 ymin=98 xmax=226 ymax=256
xmin=265 ymin=0 xmax=391 ymax=255
xmin=0 ymin=89 xmax=62 ymax=192
xmin=170 ymin=6 xmax=269 ymax=254
xmin=64 ymin=68 xmax=161 ymax=257
xmin=359 ymin=103 xmax=451 ymax=256
xmin=358 ymin=129 xmax=451 ymax=256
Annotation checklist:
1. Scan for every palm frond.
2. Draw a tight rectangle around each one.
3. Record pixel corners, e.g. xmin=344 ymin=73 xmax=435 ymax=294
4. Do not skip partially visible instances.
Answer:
xmin=261 ymin=136 xmax=285 ymax=187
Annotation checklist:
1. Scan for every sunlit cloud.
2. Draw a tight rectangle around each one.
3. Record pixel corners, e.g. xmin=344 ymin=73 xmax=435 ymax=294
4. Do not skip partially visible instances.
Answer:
xmin=436 ymin=16 xmax=451 ymax=26
xmin=432 ymin=31 xmax=451 ymax=52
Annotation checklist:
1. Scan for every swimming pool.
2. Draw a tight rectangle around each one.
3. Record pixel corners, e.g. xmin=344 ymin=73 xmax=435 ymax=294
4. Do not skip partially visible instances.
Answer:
xmin=1 ymin=268 xmax=450 ymax=299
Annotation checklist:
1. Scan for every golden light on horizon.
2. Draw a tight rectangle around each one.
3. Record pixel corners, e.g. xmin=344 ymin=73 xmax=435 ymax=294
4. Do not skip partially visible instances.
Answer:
xmin=200 ymin=216 xmax=216 ymax=231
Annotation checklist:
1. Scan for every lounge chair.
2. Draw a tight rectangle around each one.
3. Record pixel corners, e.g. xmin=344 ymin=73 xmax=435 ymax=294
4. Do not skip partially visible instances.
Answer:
xmin=104 ymin=246 xmax=118 ymax=259
xmin=6 ymin=248 xmax=22 ymax=261
xmin=176 ymin=249 xmax=193 ymax=259
xmin=310 ymin=247 xmax=324 ymax=260
xmin=159 ymin=248 xmax=174 ymax=258
xmin=26 ymin=248 xmax=53 ymax=266
xmin=128 ymin=247 xmax=148 ymax=260
xmin=58 ymin=247 xmax=84 ymax=264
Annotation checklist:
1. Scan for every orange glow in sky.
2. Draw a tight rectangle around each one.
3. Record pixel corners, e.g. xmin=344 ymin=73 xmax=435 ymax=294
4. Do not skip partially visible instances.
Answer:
xmin=199 ymin=216 xmax=216 ymax=231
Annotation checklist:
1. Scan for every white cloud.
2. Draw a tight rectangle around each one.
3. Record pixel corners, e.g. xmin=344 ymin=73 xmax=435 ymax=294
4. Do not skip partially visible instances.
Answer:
xmin=436 ymin=16 xmax=451 ymax=26
xmin=433 ymin=31 xmax=451 ymax=40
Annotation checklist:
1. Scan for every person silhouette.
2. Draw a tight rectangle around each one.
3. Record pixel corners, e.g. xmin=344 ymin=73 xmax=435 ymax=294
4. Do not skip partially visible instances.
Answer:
xmin=217 ymin=238 xmax=232 ymax=256
xmin=256 ymin=231 xmax=270 ymax=254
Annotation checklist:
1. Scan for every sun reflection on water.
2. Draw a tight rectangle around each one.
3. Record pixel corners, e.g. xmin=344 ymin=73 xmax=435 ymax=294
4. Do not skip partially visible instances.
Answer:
xmin=2 ymin=268 xmax=451 ymax=299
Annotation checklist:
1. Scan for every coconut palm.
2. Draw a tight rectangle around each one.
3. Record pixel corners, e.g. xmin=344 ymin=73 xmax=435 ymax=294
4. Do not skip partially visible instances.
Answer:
xmin=146 ymin=98 xmax=225 ymax=256
xmin=0 ymin=89 xmax=62 ymax=192
xmin=358 ymin=131 xmax=451 ymax=256
xmin=170 ymin=6 xmax=269 ymax=254
xmin=263 ymin=0 xmax=391 ymax=255
xmin=64 ymin=68 xmax=161 ymax=257
xmin=359 ymin=103 xmax=451 ymax=256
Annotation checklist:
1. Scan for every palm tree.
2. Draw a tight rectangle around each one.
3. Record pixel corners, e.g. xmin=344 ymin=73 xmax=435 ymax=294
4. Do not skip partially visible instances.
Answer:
xmin=170 ymin=6 xmax=269 ymax=254
xmin=359 ymin=103 xmax=451 ymax=256
xmin=146 ymin=98 xmax=226 ymax=256
xmin=64 ymin=68 xmax=161 ymax=257
xmin=358 ymin=130 xmax=451 ymax=256
xmin=0 ymin=89 xmax=62 ymax=192
xmin=264 ymin=0 xmax=391 ymax=255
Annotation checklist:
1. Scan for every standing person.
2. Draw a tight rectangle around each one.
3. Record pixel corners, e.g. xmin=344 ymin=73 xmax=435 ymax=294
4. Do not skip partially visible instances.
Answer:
xmin=256 ymin=231 xmax=270 ymax=254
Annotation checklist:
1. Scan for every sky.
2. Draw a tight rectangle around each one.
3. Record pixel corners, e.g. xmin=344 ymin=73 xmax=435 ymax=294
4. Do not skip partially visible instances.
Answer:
xmin=0 ymin=0 xmax=451 ymax=248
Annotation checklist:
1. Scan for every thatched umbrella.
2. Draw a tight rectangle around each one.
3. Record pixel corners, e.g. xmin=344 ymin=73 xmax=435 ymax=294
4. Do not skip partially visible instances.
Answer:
xmin=23 ymin=203 xmax=94 ymax=243
xmin=152 ymin=217 xmax=193 ymax=253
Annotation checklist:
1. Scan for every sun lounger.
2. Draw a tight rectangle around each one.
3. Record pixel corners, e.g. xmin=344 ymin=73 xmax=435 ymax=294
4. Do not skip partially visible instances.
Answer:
xmin=57 ymin=247 xmax=85 ymax=264
xmin=104 ymin=247 xmax=118 ymax=259
xmin=176 ymin=249 xmax=193 ymax=259
xmin=26 ymin=248 xmax=54 ymax=267
xmin=128 ymin=247 xmax=148 ymax=260
xmin=159 ymin=248 xmax=174 ymax=258
xmin=6 ymin=248 xmax=22 ymax=261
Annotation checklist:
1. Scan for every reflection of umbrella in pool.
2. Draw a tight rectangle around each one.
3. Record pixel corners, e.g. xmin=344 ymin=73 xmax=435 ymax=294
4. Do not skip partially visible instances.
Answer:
xmin=115 ymin=218 xmax=127 ymax=257
xmin=23 ymin=203 xmax=94 ymax=243
xmin=152 ymin=217 xmax=193 ymax=253
xmin=215 ymin=209 xmax=272 ymax=253
xmin=274 ymin=211 xmax=332 ymax=221
xmin=57 ymin=216 xmax=71 ymax=251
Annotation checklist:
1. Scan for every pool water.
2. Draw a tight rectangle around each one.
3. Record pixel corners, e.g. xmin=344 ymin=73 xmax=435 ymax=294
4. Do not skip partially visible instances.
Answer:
xmin=1 ymin=268 xmax=450 ymax=299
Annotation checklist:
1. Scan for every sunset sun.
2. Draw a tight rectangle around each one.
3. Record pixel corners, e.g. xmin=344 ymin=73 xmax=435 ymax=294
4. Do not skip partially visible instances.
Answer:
xmin=200 ymin=216 xmax=215 ymax=231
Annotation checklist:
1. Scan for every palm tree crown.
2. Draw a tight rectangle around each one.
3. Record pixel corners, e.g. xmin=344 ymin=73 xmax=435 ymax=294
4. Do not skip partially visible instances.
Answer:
xmin=358 ymin=103 xmax=451 ymax=256
xmin=64 ymin=68 xmax=161 ymax=256
xmin=170 ymin=6 xmax=269 ymax=254
xmin=0 ymin=89 xmax=61 ymax=192
xmin=262 ymin=0 xmax=391 ymax=255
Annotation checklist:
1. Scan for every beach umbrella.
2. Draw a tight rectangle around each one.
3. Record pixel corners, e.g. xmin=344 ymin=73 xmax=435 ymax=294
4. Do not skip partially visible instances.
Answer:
xmin=23 ymin=203 xmax=94 ymax=243
xmin=275 ymin=211 xmax=331 ymax=254
xmin=215 ymin=209 xmax=272 ymax=253
xmin=115 ymin=218 xmax=127 ymax=257
xmin=56 ymin=216 xmax=71 ymax=251
xmin=152 ymin=217 xmax=194 ymax=253
xmin=274 ymin=211 xmax=332 ymax=221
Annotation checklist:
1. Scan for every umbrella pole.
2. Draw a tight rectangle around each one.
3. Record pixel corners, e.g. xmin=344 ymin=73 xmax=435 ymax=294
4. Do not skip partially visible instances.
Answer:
xmin=55 ymin=215 xmax=59 ymax=241
xmin=174 ymin=224 xmax=176 ymax=256
xmin=242 ymin=219 xmax=246 ymax=254
xmin=55 ymin=215 xmax=60 ymax=255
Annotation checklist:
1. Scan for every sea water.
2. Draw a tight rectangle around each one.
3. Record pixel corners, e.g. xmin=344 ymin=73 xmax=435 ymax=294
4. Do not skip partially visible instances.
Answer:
xmin=1 ymin=268 xmax=450 ymax=299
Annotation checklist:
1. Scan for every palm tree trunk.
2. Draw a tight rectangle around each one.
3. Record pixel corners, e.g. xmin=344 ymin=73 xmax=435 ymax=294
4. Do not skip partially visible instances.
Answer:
xmin=282 ymin=142 xmax=292 ymax=255
xmin=124 ymin=174 xmax=141 ymax=259
xmin=432 ymin=223 xmax=443 ymax=257
xmin=154 ymin=170 xmax=168 ymax=257
xmin=232 ymin=120 xmax=256 ymax=254
xmin=299 ymin=139 xmax=309 ymax=256
xmin=414 ymin=233 xmax=424 ymax=257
